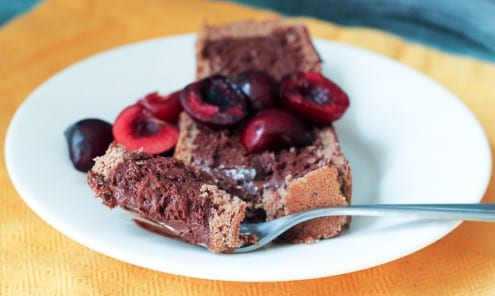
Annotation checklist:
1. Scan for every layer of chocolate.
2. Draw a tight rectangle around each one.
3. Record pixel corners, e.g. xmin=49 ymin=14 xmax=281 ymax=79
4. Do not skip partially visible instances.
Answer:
xmin=88 ymin=153 xmax=213 ymax=246
xmin=188 ymin=123 xmax=330 ymax=221
xmin=200 ymin=27 xmax=320 ymax=80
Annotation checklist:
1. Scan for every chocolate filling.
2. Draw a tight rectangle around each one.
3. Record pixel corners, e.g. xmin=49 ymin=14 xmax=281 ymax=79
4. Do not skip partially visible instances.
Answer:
xmin=189 ymin=125 xmax=329 ymax=221
xmin=201 ymin=28 xmax=317 ymax=80
xmin=93 ymin=154 xmax=213 ymax=246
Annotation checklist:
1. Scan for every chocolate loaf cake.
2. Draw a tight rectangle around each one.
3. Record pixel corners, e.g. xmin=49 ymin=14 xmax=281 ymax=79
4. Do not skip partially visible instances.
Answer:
xmin=87 ymin=144 xmax=252 ymax=252
xmin=175 ymin=113 xmax=351 ymax=242
xmin=175 ymin=20 xmax=352 ymax=243
xmin=196 ymin=20 xmax=321 ymax=80
xmin=87 ymin=20 xmax=351 ymax=252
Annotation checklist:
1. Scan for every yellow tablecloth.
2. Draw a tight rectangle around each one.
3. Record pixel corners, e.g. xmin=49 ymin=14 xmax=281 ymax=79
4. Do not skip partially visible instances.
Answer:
xmin=1 ymin=0 xmax=494 ymax=294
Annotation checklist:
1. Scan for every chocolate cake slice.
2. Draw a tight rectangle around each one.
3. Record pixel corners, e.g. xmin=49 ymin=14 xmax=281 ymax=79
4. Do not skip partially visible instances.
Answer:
xmin=87 ymin=144 xmax=252 ymax=252
xmin=87 ymin=20 xmax=351 ymax=252
xmin=175 ymin=20 xmax=352 ymax=243
xmin=196 ymin=20 xmax=321 ymax=81
xmin=175 ymin=113 xmax=351 ymax=243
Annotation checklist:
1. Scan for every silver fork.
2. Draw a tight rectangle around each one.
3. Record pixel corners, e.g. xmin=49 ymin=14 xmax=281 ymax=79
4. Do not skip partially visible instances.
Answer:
xmin=117 ymin=203 xmax=495 ymax=253
xmin=234 ymin=203 xmax=495 ymax=253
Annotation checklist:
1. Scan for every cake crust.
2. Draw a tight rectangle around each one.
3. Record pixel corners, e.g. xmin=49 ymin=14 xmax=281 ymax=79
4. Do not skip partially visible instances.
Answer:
xmin=279 ymin=166 xmax=350 ymax=243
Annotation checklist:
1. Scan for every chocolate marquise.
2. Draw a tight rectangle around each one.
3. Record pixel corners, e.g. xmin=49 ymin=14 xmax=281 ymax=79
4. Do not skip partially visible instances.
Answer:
xmin=87 ymin=144 xmax=253 ymax=252
xmin=87 ymin=20 xmax=352 ymax=252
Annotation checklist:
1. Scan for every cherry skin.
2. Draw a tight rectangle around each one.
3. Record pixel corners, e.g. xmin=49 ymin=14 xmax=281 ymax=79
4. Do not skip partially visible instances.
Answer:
xmin=240 ymin=109 xmax=312 ymax=153
xmin=64 ymin=118 xmax=113 ymax=172
xmin=236 ymin=70 xmax=278 ymax=113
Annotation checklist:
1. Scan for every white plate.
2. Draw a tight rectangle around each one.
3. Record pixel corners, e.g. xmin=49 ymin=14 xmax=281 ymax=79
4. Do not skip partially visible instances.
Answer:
xmin=5 ymin=34 xmax=491 ymax=282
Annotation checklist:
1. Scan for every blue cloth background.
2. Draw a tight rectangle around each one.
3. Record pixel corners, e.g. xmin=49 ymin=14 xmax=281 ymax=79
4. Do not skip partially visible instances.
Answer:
xmin=1 ymin=0 xmax=494 ymax=63
xmin=0 ymin=0 xmax=40 ymax=25
xmin=228 ymin=0 xmax=495 ymax=63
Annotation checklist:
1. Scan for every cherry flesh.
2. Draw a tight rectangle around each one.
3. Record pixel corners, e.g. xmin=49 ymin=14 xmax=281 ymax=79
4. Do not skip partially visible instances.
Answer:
xmin=280 ymin=72 xmax=349 ymax=125
xmin=112 ymin=104 xmax=179 ymax=154
xmin=180 ymin=75 xmax=248 ymax=128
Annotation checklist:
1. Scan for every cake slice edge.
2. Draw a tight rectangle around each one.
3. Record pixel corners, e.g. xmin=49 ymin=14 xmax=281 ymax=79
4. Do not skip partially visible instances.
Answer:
xmin=87 ymin=143 xmax=254 ymax=253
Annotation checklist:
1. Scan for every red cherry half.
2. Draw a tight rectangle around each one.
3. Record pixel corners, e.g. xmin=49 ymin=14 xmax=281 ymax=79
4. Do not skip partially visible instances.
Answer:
xmin=112 ymin=104 xmax=178 ymax=154
xmin=180 ymin=75 xmax=248 ymax=128
xmin=137 ymin=91 xmax=183 ymax=123
xmin=280 ymin=72 xmax=349 ymax=125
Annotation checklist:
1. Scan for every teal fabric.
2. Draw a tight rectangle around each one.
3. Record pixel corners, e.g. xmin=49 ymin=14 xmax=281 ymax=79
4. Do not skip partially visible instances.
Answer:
xmin=1 ymin=0 xmax=494 ymax=62
xmin=0 ymin=0 xmax=40 ymax=25
xmin=228 ymin=0 xmax=495 ymax=63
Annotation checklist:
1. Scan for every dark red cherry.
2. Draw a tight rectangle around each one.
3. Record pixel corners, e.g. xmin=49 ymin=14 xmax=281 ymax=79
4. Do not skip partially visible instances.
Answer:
xmin=236 ymin=70 xmax=278 ymax=113
xmin=64 ymin=118 xmax=113 ymax=172
xmin=137 ymin=91 xmax=182 ymax=123
xmin=180 ymin=75 xmax=248 ymax=128
xmin=280 ymin=72 xmax=349 ymax=125
xmin=240 ymin=109 xmax=312 ymax=153
xmin=112 ymin=104 xmax=178 ymax=154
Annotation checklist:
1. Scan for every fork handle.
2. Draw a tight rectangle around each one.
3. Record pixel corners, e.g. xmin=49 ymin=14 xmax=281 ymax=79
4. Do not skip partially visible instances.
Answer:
xmin=298 ymin=203 xmax=495 ymax=222
xmin=235 ymin=203 xmax=495 ymax=253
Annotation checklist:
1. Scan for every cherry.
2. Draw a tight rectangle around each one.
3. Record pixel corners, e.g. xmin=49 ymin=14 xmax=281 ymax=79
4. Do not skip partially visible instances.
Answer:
xmin=112 ymin=104 xmax=179 ymax=154
xmin=64 ymin=118 xmax=113 ymax=172
xmin=236 ymin=70 xmax=278 ymax=113
xmin=280 ymin=72 xmax=349 ymax=125
xmin=240 ymin=109 xmax=312 ymax=153
xmin=137 ymin=91 xmax=182 ymax=123
xmin=180 ymin=75 xmax=248 ymax=128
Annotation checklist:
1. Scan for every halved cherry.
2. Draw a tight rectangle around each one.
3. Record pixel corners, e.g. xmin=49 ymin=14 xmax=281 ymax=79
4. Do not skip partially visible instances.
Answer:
xmin=137 ymin=91 xmax=182 ymax=123
xmin=280 ymin=72 xmax=349 ymax=125
xmin=240 ymin=109 xmax=312 ymax=153
xmin=180 ymin=75 xmax=248 ymax=128
xmin=112 ymin=104 xmax=178 ymax=154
